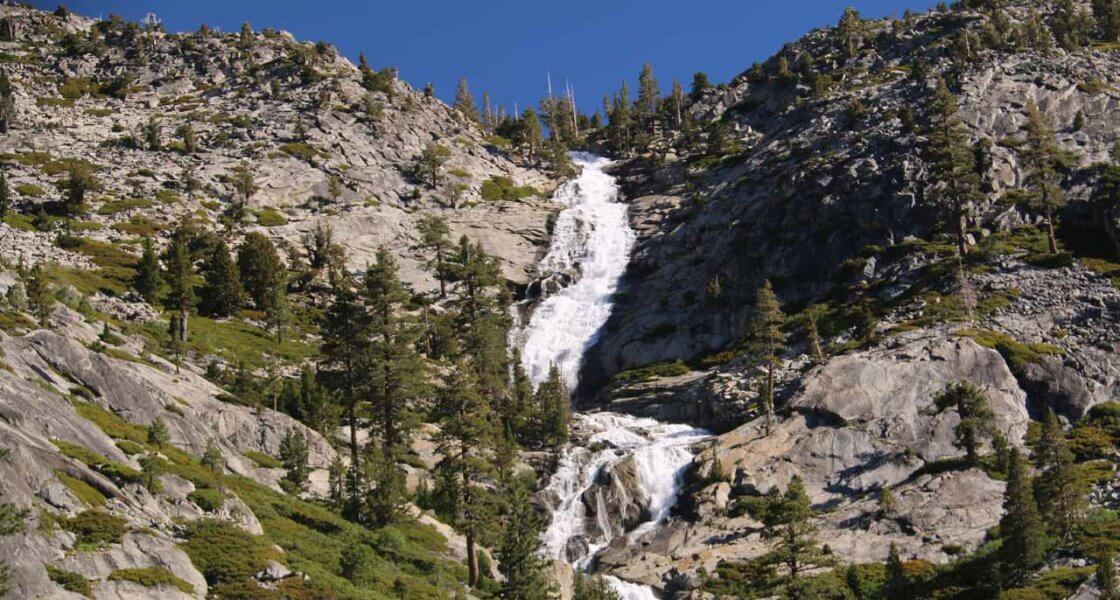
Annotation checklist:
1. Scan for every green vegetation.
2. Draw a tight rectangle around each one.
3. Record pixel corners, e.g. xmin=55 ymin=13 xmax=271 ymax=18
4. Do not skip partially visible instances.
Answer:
xmin=61 ymin=510 xmax=127 ymax=550
xmin=613 ymin=360 xmax=690 ymax=383
xmin=96 ymin=197 xmax=153 ymax=216
xmin=242 ymin=450 xmax=283 ymax=469
xmin=45 ymin=565 xmax=92 ymax=597
xmin=479 ymin=176 xmax=539 ymax=202
xmin=54 ymin=471 xmax=107 ymax=507
xmin=108 ymin=566 xmax=194 ymax=594
xmin=14 ymin=183 xmax=43 ymax=197
xmin=187 ymin=488 xmax=224 ymax=512
xmin=181 ymin=519 xmax=279 ymax=585
xmin=255 ymin=207 xmax=288 ymax=227
xmin=277 ymin=142 xmax=324 ymax=162
xmin=954 ymin=328 xmax=1064 ymax=371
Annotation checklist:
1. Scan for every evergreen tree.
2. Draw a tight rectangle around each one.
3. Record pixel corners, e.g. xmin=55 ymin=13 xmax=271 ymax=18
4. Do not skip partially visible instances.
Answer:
xmin=609 ymin=81 xmax=632 ymax=156
xmin=201 ymin=438 xmax=223 ymax=490
xmin=417 ymin=214 xmax=452 ymax=297
xmin=690 ymin=72 xmax=711 ymax=101
xmin=320 ymin=280 xmax=371 ymax=508
xmin=934 ymin=381 xmax=995 ymax=465
xmin=509 ymin=350 xmax=535 ymax=444
xmin=927 ymin=78 xmax=981 ymax=257
xmin=143 ymin=115 xmax=161 ymax=150
xmin=60 ymin=164 xmax=99 ymax=216
xmin=1094 ymin=0 xmax=1120 ymax=42
xmin=573 ymin=575 xmax=622 ymax=600
xmin=454 ymin=78 xmax=480 ymax=123
xmin=761 ymin=476 xmax=832 ymax=594
xmin=435 ymin=362 xmax=492 ymax=589
xmin=163 ymin=227 xmax=195 ymax=343
xmin=519 ymin=107 xmax=544 ymax=164
xmin=363 ymin=247 xmax=425 ymax=455
xmin=417 ymin=143 xmax=451 ymax=188
xmin=1020 ymin=101 xmax=1068 ymax=254
xmin=804 ymin=304 xmax=825 ymax=363
xmin=837 ymin=6 xmax=865 ymax=58
xmin=750 ymin=280 xmax=785 ymax=435
xmin=0 ymin=168 xmax=9 ymax=219
xmin=265 ymin=276 xmax=289 ymax=342
xmin=636 ymin=61 xmax=660 ymax=122
xmin=363 ymin=443 xmax=409 ymax=526
xmin=497 ymin=487 xmax=556 ymax=600
xmin=0 ymin=69 xmax=15 ymax=134
xmin=26 ymin=264 xmax=52 ymax=326
xmin=534 ymin=364 xmax=569 ymax=448
xmin=198 ymin=240 xmax=243 ymax=317
xmin=238 ymin=21 xmax=254 ymax=50
xmin=279 ymin=429 xmax=310 ymax=493
xmin=1053 ymin=0 xmax=1092 ymax=50
xmin=237 ymin=232 xmax=282 ymax=309
xmin=133 ymin=236 xmax=162 ymax=304
xmin=1033 ymin=410 xmax=1084 ymax=542
xmin=1099 ymin=553 xmax=1119 ymax=600
xmin=227 ymin=162 xmax=258 ymax=221
xmin=327 ymin=456 xmax=346 ymax=509
xmin=147 ymin=417 xmax=171 ymax=448
xmin=882 ymin=542 xmax=909 ymax=600
xmin=667 ymin=78 xmax=687 ymax=129
xmin=139 ymin=454 xmax=163 ymax=493
xmin=999 ymin=448 xmax=1045 ymax=584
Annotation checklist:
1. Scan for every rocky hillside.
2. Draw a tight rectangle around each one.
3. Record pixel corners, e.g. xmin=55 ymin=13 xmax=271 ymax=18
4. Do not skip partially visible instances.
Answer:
xmin=0 ymin=3 xmax=559 ymax=599
xmin=0 ymin=2 xmax=555 ymax=289
xmin=574 ymin=1 xmax=1120 ymax=597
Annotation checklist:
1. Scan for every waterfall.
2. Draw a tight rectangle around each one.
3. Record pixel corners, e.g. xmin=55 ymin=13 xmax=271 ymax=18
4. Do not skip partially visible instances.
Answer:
xmin=518 ymin=152 xmax=634 ymax=389
xmin=519 ymin=153 xmax=710 ymax=599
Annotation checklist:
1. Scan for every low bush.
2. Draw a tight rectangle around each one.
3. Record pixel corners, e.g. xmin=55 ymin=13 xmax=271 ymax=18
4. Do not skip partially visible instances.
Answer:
xmin=479 ymin=176 xmax=539 ymax=202
xmin=62 ymin=510 xmax=127 ymax=549
xmin=108 ymin=566 xmax=194 ymax=594
xmin=45 ymin=565 xmax=92 ymax=597
xmin=54 ymin=471 xmax=106 ymax=507
xmin=181 ymin=519 xmax=279 ymax=584
xmin=613 ymin=360 xmax=691 ymax=384
xmin=188 ymin=488 xmax=225 ymax=512
xmin=242 ymin=451 xmax=283 ymax=469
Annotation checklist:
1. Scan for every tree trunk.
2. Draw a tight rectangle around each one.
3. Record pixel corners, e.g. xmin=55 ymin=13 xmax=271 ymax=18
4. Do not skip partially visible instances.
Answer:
xmin=957 ymin=210 xmax=969 ymax=257
xmin=179 ymin=308 xmax=189 ymax=343
xmin=1046 ymin=208 xmax=1058 ymax=254
xmin=347 ymin=399 xmax=360 ymax=472
xmin=436 ymin=250 xmax=446 ymax=298
xmin=764 ymin=361 xmax=775 ymax=436
xmin=461 ymin=444 xmax=479 ymax=588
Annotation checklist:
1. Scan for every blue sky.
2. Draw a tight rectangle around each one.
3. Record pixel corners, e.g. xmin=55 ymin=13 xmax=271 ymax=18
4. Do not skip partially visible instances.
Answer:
xmin=38 ymin=1 xmax=939 ymax=115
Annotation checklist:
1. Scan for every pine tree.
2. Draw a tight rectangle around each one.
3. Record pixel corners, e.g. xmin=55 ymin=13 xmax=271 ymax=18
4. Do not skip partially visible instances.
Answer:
xmin=1099 ymin=553 xmax=1119 ymax=600
xmin=228 ymin=162 xmax=258 ymax=221
xmin=668 ymin=79 xmax=687 ymax=129
xmin=363 ymin=443 xmax=409 ymax=526
xmin=279 ymin=429 xmax=310 ymax=493
xmin=198 ymin=240 xmax=243 ymax=317
xmin=509 ymin=350 xmax=534 ymax=444
xmin=320 ymin=280 xmax=371 ymax=504
xmin=636 ymin=61 xmax=660 ymax=122
xmin=837 ymin=6 xmax=865 ymax=58
xmin=533 ymin=364 xmax=569 ymax=449
xmin=163 ymin=227 xmax=195 ymax=343
xmin=26 ymin=263 xmax=52 ymax=327
xmin=690 ymin=72 xmax=711 ymax=101
xmin=519 ymin=107 xmax=543 ymax=164
xmin=364 ymin=247 xmax=425 ymax=455
xmin=0 ymin=69 xmax=15 ymax=134
xmin=454 ymin=78 xmax=481 ymax=123
xmin=143 ymin=115 xmax=161 ymax=150
xmin=435 ymin=362 xmax=492 ymax=589
xmin=417 ymin=143 xmax=451 ymax=188
xmin=237 ymin=232 xmax=282 ymax=309
xmin=147 ymin=417 xmax=171 ymax=449
xmin=266 ymin=276 xmax=289 ymax=342
xmin=417 ymin=214 xmax=452 ymax=297
xmin=609 ymin=81 xmax=632 ymax=156
xmin=238 ymin=21 xmax=254 ymax=50
xmin=761 ymin=476 xmax=832 ymax=593
xmin=201 ymin=438 xmax=223 ymax=490
xmin=934 ymin=381 xmax=995 ymax=465
xmin=573 ymin=575 xmax=623 ymax=600
xmin=497 ymin=487 xmax=556 ymax=600
xmin=804 ymin=304 xmax=825 ymax=363
xmin=139 ymin=454 xmax=163 ymax=493
xmin=60 ymin=164 xmax=99 ymax=216
xmin=751 ymin=280 xmax=785 ymax=435
xmin=0 ymin=168 xmax=9 ymax=219
xmin=1033 ymin=410 xmax=1084 ymax=543
xmin=882 ymin=542 xmax=909 ymax=600
xmin=1094 ymin=0 xmax=1120 ymax=42
xmin=1020 ymin=101 xmax=1068 ymax=254
xmin=327 ymin=456 xmax=346 ymax=509
xmin=133 ymin=236 xmax=162 ymax=304
xmin=927 ymin=78 xmax=981 ymax=257
xmin=999 ymin=448 xmax=1045 ymax=584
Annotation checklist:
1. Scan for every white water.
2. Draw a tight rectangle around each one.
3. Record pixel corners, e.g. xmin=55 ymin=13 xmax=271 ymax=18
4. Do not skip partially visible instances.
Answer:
xmin=518 ymin=152 xmax=635 ymax=389
xmin=517 ymin=153 xmax=710 ymax=599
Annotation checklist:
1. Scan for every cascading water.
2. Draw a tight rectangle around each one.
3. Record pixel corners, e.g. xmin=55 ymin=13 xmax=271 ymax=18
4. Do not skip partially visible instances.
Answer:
xmin=518 ymin=153 xmax=710 ymax=600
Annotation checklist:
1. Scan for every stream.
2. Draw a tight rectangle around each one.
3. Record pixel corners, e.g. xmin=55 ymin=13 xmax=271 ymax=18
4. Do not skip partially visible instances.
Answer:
xmin=517 ymin=153 xmax=710 ymax=599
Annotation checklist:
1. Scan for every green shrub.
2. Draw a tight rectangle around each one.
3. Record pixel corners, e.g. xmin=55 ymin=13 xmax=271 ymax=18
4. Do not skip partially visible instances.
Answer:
xmin=62 ymin=510 xmax=127 ymax=549
xmin=15 ymin=183 xmax=44 ymax=197
xmin=99 ymin=462 xmax=143 ymax=485
xmin=108 ymin=566 xmax=194 ymax=594
xmin=278 ymin=143 xmax=323 ymax=162
xmin=96 ymin=198 xmax=154 ymax=216
xmin=954 ymin=328 xmax=1064 ymax=372
xmin=50 ymin=439 xmax=109 ymax=467
xmin=55 ymin=471 xmax=107 ymax=507
xmin=479 ymin=176 xmax=539 ymax=202
xmin=255 ymin=208 xmax=288 ymax=227
xmin=242 ymin=451 xmax=283 ymax=469
xmin=181 ymin=519 xmax=278 ymax=584
xmin=613 ymin=360 xmax=690 ymax=384
xmin=114 ymin=440 xmax=147 ymax=456
xmin=45 ymin=565 xmax=92 ymax=597
xmin=74 ymin=402 xmax=149 ymax=444
xmin=188 ymin=488 xmax=225 ymax=512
